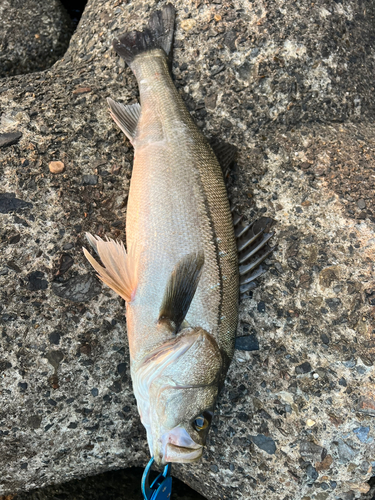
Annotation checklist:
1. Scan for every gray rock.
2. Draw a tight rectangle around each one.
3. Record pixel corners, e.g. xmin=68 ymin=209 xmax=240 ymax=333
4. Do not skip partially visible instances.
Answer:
xmin=353 ymin=426 xmax=370 ymax=443
xmin=250 ymin=434 xmax=277 ymax=455
xmin=0 ymin=0 xmax=73 ymax=77
xmin=0 ymin=131 xmax=22 ymax=148
xmin=46 ymin=350 xmax=64 ymax=370
xmin=51 ymin=274 xmax=101 ymax=302
xmin=235 ymin=333 xmax=259 ymax=351
xmin=82 ymin=174 xmax=99 ymax=186
xmin=295 ymin=361 xmax=312 ymax=374
xmin=336 ymin=439 xmax=359 ymax=464
xmin=305 ymin=464 xmax=318 ymax=484
xmin=0 ymin=361 xmax=12 ymax=372
xmin=0 ymin=0 xmax=374 ymax=499
xmin=48 ymin=331 xmax=61 ymax=345
xmin=340 ymin=491 xmax=355 ymax=500
xmin=299 ymin=441 xmax=324 ymax=462
xmin=27 ymin=415 xmax=42 ymax=430
xmin=236 ymin=61 xmax=252 ymax=81
xmin=357 ymin=199 xmax=366 ymax=209
xmin=0 ymin=192 xmax=32 ymax=213
xmin=26 ymin=271 xmax=48 ymax=291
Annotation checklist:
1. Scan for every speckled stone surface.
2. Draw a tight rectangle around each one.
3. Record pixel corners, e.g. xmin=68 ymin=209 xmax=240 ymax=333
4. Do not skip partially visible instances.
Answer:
xmin=0 ymin=1 xmax=374 ymax=499
xmin=0 ymin=0 xmax=73 ymax=78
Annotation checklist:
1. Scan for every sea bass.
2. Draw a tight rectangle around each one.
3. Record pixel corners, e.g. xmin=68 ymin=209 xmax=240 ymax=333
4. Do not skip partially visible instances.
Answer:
xmin=84 ymin=4 xmax=269 ymax=465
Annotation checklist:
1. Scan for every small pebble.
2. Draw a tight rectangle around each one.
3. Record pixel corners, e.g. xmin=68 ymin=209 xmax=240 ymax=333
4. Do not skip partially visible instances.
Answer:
xmin=257 ymin=301 xmax=266 ymax=313
xmin=313 ymin=373 xmax=319 ymax=379
xmin=72 ymin=87 xmax=92 ymax=95
xmin=48 ymin=331 xmax=60 ymax=345
xmin=357 ymin=199 xmax=366 ymax=209
xmin=82 ymin=174 xmax=98 ymax=185
xmin=180 ymin=18 xmax=196 ymax=31
xmin=295 ymin=361 xmax=312 ymax=374
xmin=358 ymin=483 xmax=370 ymax=494
xmin=320 ymin=333 xmax=330 ymax=344
xmin=49 ymin=161 xmax=65 ymax=174
xmin=306 ymin=419 xmax=316 ymax=427
xmin=353 ymin=426 xmax=370 ymax=443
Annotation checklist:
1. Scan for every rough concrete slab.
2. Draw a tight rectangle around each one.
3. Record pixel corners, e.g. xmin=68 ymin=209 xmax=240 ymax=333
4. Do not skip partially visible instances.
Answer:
xmin=0 ymin=0 xmax=374 ymax=499
xmin=0 ymin=0 xmax=73 ymax=77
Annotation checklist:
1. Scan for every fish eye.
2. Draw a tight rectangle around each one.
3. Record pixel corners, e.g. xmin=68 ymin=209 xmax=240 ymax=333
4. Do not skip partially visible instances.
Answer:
xmin=192 ymin=411 xmax=213 ymax=432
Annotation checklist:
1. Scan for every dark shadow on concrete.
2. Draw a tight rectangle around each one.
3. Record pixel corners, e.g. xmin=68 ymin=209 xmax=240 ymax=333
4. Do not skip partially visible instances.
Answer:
xmin=61 ymin=0 xmax=88 ymax=28
xmin=13 ymin=467 xmax=207 ymax=500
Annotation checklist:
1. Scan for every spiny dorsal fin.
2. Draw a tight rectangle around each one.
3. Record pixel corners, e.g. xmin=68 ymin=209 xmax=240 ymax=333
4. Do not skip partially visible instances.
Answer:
xmin=233 ymin=214 xmax=276 ymax=296
xmin=159 ymin=252 xmax=205 ymax=334
xmin=83 ymin=233 xmax=137 ymax=303
xmin=107 ymin=98 xmax=141 ymax=145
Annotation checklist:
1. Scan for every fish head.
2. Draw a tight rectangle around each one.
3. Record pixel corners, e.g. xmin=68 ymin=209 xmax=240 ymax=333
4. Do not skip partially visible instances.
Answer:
xmin=133 ymin=327 xmax=223 ymax=465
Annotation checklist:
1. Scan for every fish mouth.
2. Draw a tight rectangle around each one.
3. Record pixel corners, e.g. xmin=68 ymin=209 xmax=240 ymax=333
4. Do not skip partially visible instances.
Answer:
xmin=162 ymin=443 xmax=203 ymax=464
xmin=158 ymin=425 xmax=203 ymax=464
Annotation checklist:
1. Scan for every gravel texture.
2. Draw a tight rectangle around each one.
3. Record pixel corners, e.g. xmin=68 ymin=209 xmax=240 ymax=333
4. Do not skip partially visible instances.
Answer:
xmin=0 ymin=0 xmax=374 ymax=499
xmin=0 ymin=0 xmax=73 ymax=78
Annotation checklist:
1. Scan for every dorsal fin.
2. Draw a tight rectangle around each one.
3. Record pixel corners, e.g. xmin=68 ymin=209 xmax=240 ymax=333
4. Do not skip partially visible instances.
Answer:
xmin=107 ymin=98 xmax=141 ymax=145
xmin=159 ymin=252 xmax=204 ymax=333
xmin=208 ymin=137 xmax=237 ymax=180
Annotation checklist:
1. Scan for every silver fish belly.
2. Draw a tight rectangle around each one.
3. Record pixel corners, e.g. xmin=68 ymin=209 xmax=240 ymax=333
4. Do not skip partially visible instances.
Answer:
xmin=84 ymin=4 xmax=238 ymax=465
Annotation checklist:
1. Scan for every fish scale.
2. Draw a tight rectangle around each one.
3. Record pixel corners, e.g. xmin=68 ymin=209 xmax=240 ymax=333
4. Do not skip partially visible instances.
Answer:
xmin=84 ymin=4 xmax=240 ymax=465
xmin=127 ymin=51 xmax=238 ymax=368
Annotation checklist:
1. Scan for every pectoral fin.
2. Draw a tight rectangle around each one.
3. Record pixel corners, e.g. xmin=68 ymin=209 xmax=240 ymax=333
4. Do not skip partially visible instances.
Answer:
xmin=159 ymin=252 xmax=204 ymax=334
xmin=107 ymin=98 xmax=141 ymax=145
xmin=83 ymin=233 xmax=136 ymax=302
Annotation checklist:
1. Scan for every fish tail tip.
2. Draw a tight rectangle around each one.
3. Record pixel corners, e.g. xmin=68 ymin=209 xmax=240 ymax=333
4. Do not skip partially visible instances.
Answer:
xmin=113 ymin=4 xmax=175 ymax=66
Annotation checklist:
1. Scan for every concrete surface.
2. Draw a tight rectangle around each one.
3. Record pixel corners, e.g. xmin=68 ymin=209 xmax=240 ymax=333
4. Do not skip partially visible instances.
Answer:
xmin=0 ymin=0 xmax=374 ymax=499
xmin=0 ymin=0 xmax=73 ymax=77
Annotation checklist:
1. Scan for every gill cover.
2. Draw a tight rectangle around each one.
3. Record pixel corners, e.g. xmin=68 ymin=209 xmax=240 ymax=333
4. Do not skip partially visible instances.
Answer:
xmin=132 ymin=327 xmax=223 ymax=464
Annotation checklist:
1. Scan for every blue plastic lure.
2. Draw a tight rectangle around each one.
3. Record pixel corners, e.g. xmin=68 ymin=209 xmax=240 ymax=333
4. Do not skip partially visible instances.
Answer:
xmin=141 ymin=457 xmax=172 ymax=500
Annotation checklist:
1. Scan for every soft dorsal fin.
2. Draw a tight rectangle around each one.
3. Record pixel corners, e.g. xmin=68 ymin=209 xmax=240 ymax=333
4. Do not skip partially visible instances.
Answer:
xmin=83 ymin=233 xmax=137 ymax=303
xmin=208 ymin=137 xmax=237 ymax=180
xmin=107 ymin=98 xmax=141 ymax=145
xmin=159 ymin=252 xmax=205 ymax=334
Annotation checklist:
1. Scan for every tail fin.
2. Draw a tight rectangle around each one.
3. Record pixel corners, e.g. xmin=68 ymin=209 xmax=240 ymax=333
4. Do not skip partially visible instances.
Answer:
xmin=113 ymin=3 xmax=175 ymax=66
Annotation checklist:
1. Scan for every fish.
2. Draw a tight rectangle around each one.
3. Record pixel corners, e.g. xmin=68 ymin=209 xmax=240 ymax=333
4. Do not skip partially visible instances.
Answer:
xmin=84 ymin=3 xmax=273 ymax=465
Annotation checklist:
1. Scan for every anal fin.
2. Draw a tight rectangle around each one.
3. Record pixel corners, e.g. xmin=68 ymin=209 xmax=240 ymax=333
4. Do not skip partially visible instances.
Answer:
xmin=159 ymin=252 xmax=204 ymax=334
xmin=107 ymin=97 xmax=141 ymax=145
xmin=83 ymin=233 xmax=137 ymax=303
